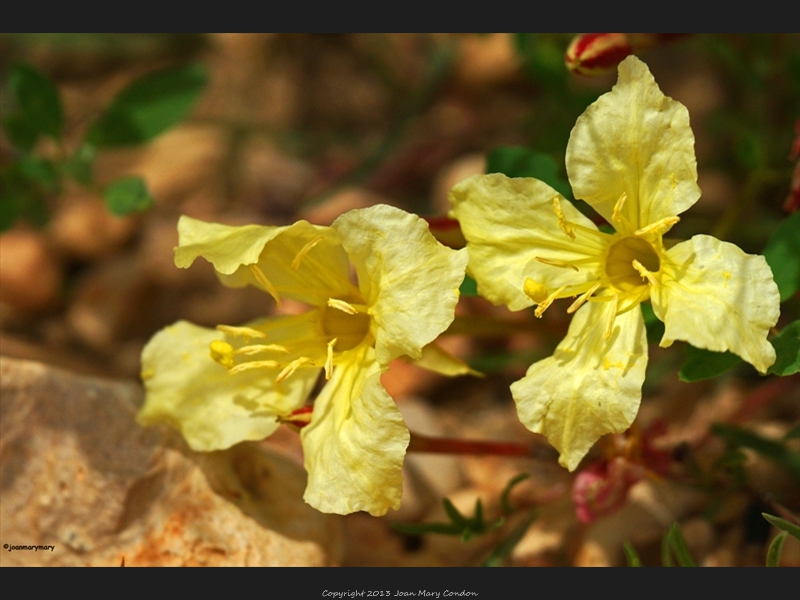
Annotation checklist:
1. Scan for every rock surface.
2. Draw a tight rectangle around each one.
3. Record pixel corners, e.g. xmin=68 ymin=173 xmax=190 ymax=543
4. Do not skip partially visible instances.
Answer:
xmin=0 ymin=356 xmax=342 ymax=566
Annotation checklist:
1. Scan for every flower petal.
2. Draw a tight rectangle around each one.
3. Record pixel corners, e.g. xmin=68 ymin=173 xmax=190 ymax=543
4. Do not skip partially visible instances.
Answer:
xmin=332 ymin=204 xmax=468 ymax=364
xmin=449 ymin=173 xmax=607 ymax=311
xmin=511 ymin=301 xmax=647 ymax=471
xmin=175 ymin=216 xmax=355 ymax=306
xmin=137 ymin=320 xmax=317 ymax=451
xmin=566 ymin=55 xmax=701 ymax=231
xmin=301 ymin=347 xmax=409 ymax=516
xmin=652 ymin=235 xmax=779 ymax=373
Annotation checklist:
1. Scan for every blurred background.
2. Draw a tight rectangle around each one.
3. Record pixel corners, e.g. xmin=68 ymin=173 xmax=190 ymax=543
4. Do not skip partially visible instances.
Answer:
xmin=0 ymin=33 xmax=798 ymax=567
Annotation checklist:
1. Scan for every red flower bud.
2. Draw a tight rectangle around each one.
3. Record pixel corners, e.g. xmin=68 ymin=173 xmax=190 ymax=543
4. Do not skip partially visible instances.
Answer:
xmin=566 ymin=34 xmax=633 ymax=76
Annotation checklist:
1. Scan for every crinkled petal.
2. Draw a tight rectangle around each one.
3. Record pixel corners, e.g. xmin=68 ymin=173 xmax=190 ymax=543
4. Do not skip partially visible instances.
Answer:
xmin=449 ymin=173 xmax=608 ymax=311
xmin=511 ymin=302 xmax=647 ymax=471
xmin=175 ymin=216 xmax=356 ymax=306
xmin=566 ymin=56 xmax=701 ymax=231
xmin=301 ymin=347 xmax=409 ymax=516
xmin=137 ymin=320 xmax=318 ymax=451
xmin=332 ymin=204 xmax=468 ymax=364
xmin=652 ymin=234 xmax=779 ymax=373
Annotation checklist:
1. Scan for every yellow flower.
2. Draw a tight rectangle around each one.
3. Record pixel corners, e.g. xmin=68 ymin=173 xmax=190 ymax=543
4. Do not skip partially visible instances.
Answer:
xmin=137 ymin=204 xmax=468 ymax=515
xmin=449 ymin=56 xmax=780 ymax=471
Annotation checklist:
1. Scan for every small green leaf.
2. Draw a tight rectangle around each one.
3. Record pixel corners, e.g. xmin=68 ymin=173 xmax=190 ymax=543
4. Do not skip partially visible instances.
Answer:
xmin=500 ymin=473 xmax=530 ymax=515
xmin=762 ymin=513 xmax=800 ymax=541
xmin=662 ymin=523 xmax=696 ymax=567
xmin=763 ymin=211 xmax=800 ymax=302
xmin=103 ymin=176 xmax=154 ymax=216
xmin=18 ymin=156 xmax=60 ymax=191
xmin=7 ymin=63 xmax=64 ymax=141
xmin=766 ymin=531 xmax=787 ymax=567
xmin=768 ymin=320 xmax=800 ymax=376
xmin=442 ymin=498 xmax=468 ymax=527
xmin=623 ymin=542 xmax=642 ymax=567
xmin=88 ymin=63 xmax=207 ymax=147
xmin=61 ymin=143 xmax=96 ymax=185
xmin=2 ymin=113 xmax=39 ymax=153
xmin=679 ymin=345 xmax=742 ymax=382
xmin=459 ymin=274 xmax=479 ymax=297
xmin=482 ymin=510 xmax=537 ymax=567
xmin=485 ymin=146 xmax=571 ymax=199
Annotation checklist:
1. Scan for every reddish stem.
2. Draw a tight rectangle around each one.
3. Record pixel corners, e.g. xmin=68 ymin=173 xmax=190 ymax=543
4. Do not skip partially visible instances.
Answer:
xmin=407 ymin=431 xmax=555 ymax=460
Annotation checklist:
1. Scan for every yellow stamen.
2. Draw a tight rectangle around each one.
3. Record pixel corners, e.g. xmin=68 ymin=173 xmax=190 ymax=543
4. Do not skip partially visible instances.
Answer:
xmin=228 ymin=359 xmax=282 ymax=374
xmin=535 ymin=257 xmax=580 ymax=272
xmin=215 ymin=325 xmax=268 ymax=341
xmin=325 ymin=338 xmax=337 ymax=380
xmin=276 ymin=357 xmax=316 ymax=383
xmin=553 ymin=197 xmax=576 ymax=240
xmin=635 ymin=216 xmax=679 ymax=239
xmin=567 ymin=281 xmax=602 ymax=314
xmin=249 ymin=265 xmax=281 ymax=308
xmin=291 ymin=235 xmax=325 ymax=270
xmin=327 ymin=298 xmax=368 ymax=314
xmin=612 ymin=192 xmax=633 ymax=231
xmin=235 ymin=344 xmax=290 ymax=356
xmin=632 ymin=259 xmax=659 ymax=288
xmin=534 ymin=285 xmax=568 ymax=318
xmin=604 ymin=294 xmax=619 ymax=340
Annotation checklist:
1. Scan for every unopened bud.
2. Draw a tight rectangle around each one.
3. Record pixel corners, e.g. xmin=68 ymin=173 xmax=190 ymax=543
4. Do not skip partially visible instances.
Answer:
xmin=280 ymin=405 xmax=314 ymax=430
xmin=566 ymin=33 xmax=633 ymax=76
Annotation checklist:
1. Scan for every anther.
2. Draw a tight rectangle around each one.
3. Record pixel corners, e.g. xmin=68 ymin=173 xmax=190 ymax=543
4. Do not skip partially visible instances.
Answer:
xmin=567 ymin=281 xmax=602 ymax=314
xmin=534 ymin=285 xmax=568 ymax=318
xmin=235 ymin=344 xmax=290 ymax=356
xmin=535 ymin=257 xmax=580 ymax=272
xmin=612 ymin=192 xmax=633 ymax=231
xmin=632 ymin=260 xmax=659 ymax=288
xmin=634 ymin=216 xmax=680 ymax=239
xmin=276 ymin=357 xmax=316 ymax=383
xmin=215 ymin=325 xmax=268 ymax=341
xmin=523 ymin=278 xmax=549 ymax=304
xmin=325 ymin=338 xmax=337 ymax=380
xmin=291 ymin=235 xmax=325 ymax=270
xmin=228 ymin=359 xmax=283 ymax=375
xmin=553 ymin=197 xmax=576 ymax=240
xmin=249 ymin=265 xmax=281 ymax=307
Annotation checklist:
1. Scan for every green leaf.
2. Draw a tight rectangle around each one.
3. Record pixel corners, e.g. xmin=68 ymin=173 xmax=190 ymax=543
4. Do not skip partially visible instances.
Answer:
xmin=482 ymin=510 xmax=537 ymax=567
xmin=88 ymin=63 xmax=207 ymax=147
xmin=500 ymin=473 xmax=530 ymax=515
xmin=662 ymin=523 xmax=696 ymax=567
xmin=766 ymin=531 xmax=787 ymax=567
xmin=61 ymin=143 xmax=96 ymax=185
xmin=2 ymin=113 xmax=39 ymax=153
xmin=442 ymin=498 xmax=468 ymax=527
xmin=763 ymin=211 xmax=800 ymax=302
xmin=0 ymin=165 xmax=49 ymax=230
xmin=18 ymin=156 xmax=60 ymax=192
xmin=485 ymin=146 xmax=571 ymax=199
xmin=762 ymin=513 xmax=800 ymax=541
xmin=7 ymin=63 xmax=64 ymax=141
xmin=679 ymin=345 xmax=742 ymax=382
xmin=768 ymin=320 xmax=800 ymax=376
xmin=459 ymin=274 xmax=479 ymax=297
xmin=623 ymin=542 xmax=643 ymax=567
xmin=103 ymin=176 xmax=154 ymax=216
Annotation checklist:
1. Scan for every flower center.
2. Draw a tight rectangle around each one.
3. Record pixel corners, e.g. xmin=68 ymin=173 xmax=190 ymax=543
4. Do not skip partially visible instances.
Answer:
xmin=322 ymin=304 xmax=371 ymax=351
xmin=605 ymin=236 xmax=660 ymax=292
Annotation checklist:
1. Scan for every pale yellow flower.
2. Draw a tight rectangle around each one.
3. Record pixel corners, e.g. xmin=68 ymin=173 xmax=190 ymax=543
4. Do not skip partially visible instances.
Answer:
xmin=137 ymin=204 xmax=468 ymax=515
xmin=449 ymin=56 xmax=780 ymax=470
